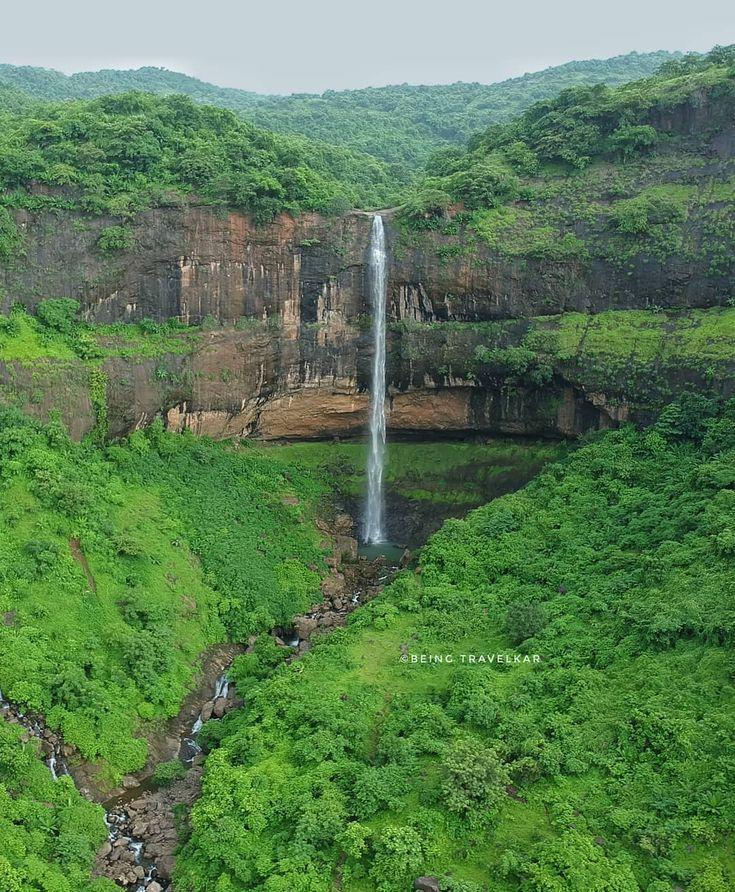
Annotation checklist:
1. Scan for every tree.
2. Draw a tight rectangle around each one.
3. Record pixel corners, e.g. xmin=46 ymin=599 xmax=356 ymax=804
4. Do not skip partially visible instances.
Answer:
xmin=441 ymin=738 xmax=509 ymax=816
xmin=369 ymin=826 xmax=425 ymax=892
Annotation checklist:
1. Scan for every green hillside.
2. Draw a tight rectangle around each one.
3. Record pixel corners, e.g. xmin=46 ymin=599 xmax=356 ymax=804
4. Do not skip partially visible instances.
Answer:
xmin=0 ymin=91 xmax=397 ymax=242
xmin=175 ymin=407 xmax=735 ymax=892
xmin=399 ymin=46 xmax=735 ymax=285
xmin=0 ymin=51 xmax=679 ymax=174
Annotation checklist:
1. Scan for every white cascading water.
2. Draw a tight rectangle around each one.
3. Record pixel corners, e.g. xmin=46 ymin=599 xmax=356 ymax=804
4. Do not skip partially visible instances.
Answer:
xmin=364 ymin=214 xmax=388 ymax=544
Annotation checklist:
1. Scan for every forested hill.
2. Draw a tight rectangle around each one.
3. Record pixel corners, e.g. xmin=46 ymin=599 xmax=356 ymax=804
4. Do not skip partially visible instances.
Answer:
xmin=0 ymin=92 xmax=399 ymax=237
xmin=397 ymin=45 xmax=735 ymax=289
xmin=0 ymin=50 xmax=679 ymax=173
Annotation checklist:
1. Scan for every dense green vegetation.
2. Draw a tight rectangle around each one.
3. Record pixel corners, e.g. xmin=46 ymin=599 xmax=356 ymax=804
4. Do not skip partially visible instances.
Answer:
xmin=0 ymin=52 xmax=678 ymax=175
xmin=400 ymin=46 xmax=735 ymax=280
xmin=0 ymin=410 xmax=328 ymax=781
xmin=0 ymin=90 xmax=396 ymax=242
xmin=0 ymin=722 xmax=114 ymax=892
xmin=176 ymin=405 xmax=735 ymax=891
xmin=0 ymin=300 xmax=202 ymax=364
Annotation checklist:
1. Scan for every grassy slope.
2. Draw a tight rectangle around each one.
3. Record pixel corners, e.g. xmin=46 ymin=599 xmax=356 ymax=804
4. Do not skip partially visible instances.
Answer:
xmin=0 ymin=305 xmax=204 ymax=364
xmin=176 ymin=418 xmax=735 ymax=892
xmin=0 ymin=412 xmax=328 ymax=782
xmin=262 ymin=440 xmax=565 ymax=506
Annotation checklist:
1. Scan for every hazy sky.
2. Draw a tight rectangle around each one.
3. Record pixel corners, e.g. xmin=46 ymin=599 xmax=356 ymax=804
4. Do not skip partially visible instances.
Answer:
xmin=3 ymin=0 xmax=733 ymax=94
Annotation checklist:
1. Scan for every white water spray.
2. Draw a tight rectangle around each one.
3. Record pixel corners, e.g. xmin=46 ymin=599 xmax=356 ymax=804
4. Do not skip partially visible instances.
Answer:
xmin=364 ymin=215 xmax=387 ymax=543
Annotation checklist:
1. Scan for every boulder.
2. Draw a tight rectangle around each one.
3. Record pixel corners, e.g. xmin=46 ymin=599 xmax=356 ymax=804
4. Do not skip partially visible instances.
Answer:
xmin=414 ymin=878 xmax=441 ymax=892
xmin=321 ymin=572 xmax=346 ymax=601
xmin=200 ymin=700 xmax=214 ymax=723
xmin=212 ymin=696 xmax=227 ymax=719
xmin=294 ymin=616 xmax=318 ymax=639
xmin=333 ymin=534 xmax=358 ymax=563
xmin=334 ymin=513 xmax=354 ymax=534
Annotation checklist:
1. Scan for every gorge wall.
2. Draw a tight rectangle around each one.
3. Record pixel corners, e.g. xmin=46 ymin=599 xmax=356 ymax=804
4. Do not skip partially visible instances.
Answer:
xmin=0 ymin=196 xmax=731 ymax=441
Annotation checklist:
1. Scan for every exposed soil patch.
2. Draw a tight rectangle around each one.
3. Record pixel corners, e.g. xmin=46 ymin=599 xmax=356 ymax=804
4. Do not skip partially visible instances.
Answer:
xmin=69 ymin=537 xmax=97 ymax=592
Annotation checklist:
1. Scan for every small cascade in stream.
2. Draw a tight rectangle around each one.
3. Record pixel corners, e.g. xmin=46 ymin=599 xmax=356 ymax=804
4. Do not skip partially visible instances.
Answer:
xmin=364 ymin=214 xmax=388 ymax=544
xmin=1 ymin=687 xmax=164 ymax=888
xmin=0 ymin=688 xmax=70 ymax=779
xmin=103 ymin=808 xmax=163 ymax=891
xmin=179 ymin=672 xmax=230 ymax=764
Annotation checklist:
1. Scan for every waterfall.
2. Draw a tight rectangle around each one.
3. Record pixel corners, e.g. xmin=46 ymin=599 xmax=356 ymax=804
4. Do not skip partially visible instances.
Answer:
xmin=364 ymin=214 xmax=388 ymax=544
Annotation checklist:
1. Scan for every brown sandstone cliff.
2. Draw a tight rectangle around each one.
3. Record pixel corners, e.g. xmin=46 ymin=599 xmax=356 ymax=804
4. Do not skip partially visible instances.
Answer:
xmin=0 ymin=202 xmax=728 ymax=441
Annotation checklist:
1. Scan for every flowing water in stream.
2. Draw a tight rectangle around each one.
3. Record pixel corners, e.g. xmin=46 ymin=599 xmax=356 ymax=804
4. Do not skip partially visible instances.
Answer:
xmin=0 ymin=686 xmax=168 ymax=890
xmin=364 ymin=214 xmax=388 ymax=544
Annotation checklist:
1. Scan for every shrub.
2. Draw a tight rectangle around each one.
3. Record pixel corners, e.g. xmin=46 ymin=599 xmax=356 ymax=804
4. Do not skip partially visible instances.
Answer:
xmin=96 ymin=225 xmax=134 ymax=253
xmin=0 ymin=206 xmax=22 ymax=260
xmin=153 ymin=759 xmax=187 ymax=787
xmin=399 ymin=184 xmax=454 ymax=224
xmin=36 ymin=298 xmax=80 ymax=333
xmin=370 ymin=826 xmax=426 ymax=892
xmin=452 ymin=156 xmax=520 ymax=210
xmin=610 ymin=124 xmax=658 ymax=158
xmin=504 ymin=601 xmax=547 ymax=644
xmin=609 ymin=192 xmax=687 ymax=235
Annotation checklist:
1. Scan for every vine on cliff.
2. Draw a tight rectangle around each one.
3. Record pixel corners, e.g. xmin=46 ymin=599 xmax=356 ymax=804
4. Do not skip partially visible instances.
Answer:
xmin=88 ymin=364 xmax=108 ymax=442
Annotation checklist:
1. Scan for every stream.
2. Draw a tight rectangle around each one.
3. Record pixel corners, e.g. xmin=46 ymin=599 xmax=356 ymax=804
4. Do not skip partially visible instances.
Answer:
xmin=0 ymin=687 xmax=172 ymax=891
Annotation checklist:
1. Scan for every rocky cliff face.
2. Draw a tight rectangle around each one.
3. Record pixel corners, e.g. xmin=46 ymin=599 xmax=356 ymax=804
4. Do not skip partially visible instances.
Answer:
xmin=0 ymin=198 xmax=729 ymax=441
xmin=3 ymin=198 xmax=728 ymax=326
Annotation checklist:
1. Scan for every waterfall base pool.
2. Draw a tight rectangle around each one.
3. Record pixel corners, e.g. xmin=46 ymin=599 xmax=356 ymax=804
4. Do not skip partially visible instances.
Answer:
xmin=357 ymin=541 xmax=405 ymax=566
xmin=254 ymin=437 xmax=569 ymax=550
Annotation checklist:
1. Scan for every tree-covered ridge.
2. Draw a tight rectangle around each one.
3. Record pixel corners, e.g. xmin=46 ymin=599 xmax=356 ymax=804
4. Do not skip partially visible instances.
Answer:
xmin=0 ymin=91 xmax=397 ymax=233
xmin=176 ymin=406 xmax=735 ymax=892
xmin=0 ymin=51 xmax=679 ymax=174
xmin=399 ymin=46 xmax=735 ymax=282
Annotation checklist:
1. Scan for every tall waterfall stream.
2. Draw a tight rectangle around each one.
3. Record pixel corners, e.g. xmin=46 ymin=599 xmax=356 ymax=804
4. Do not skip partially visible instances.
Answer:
xmin=364 ymin=214 xmax=388 ymax=544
